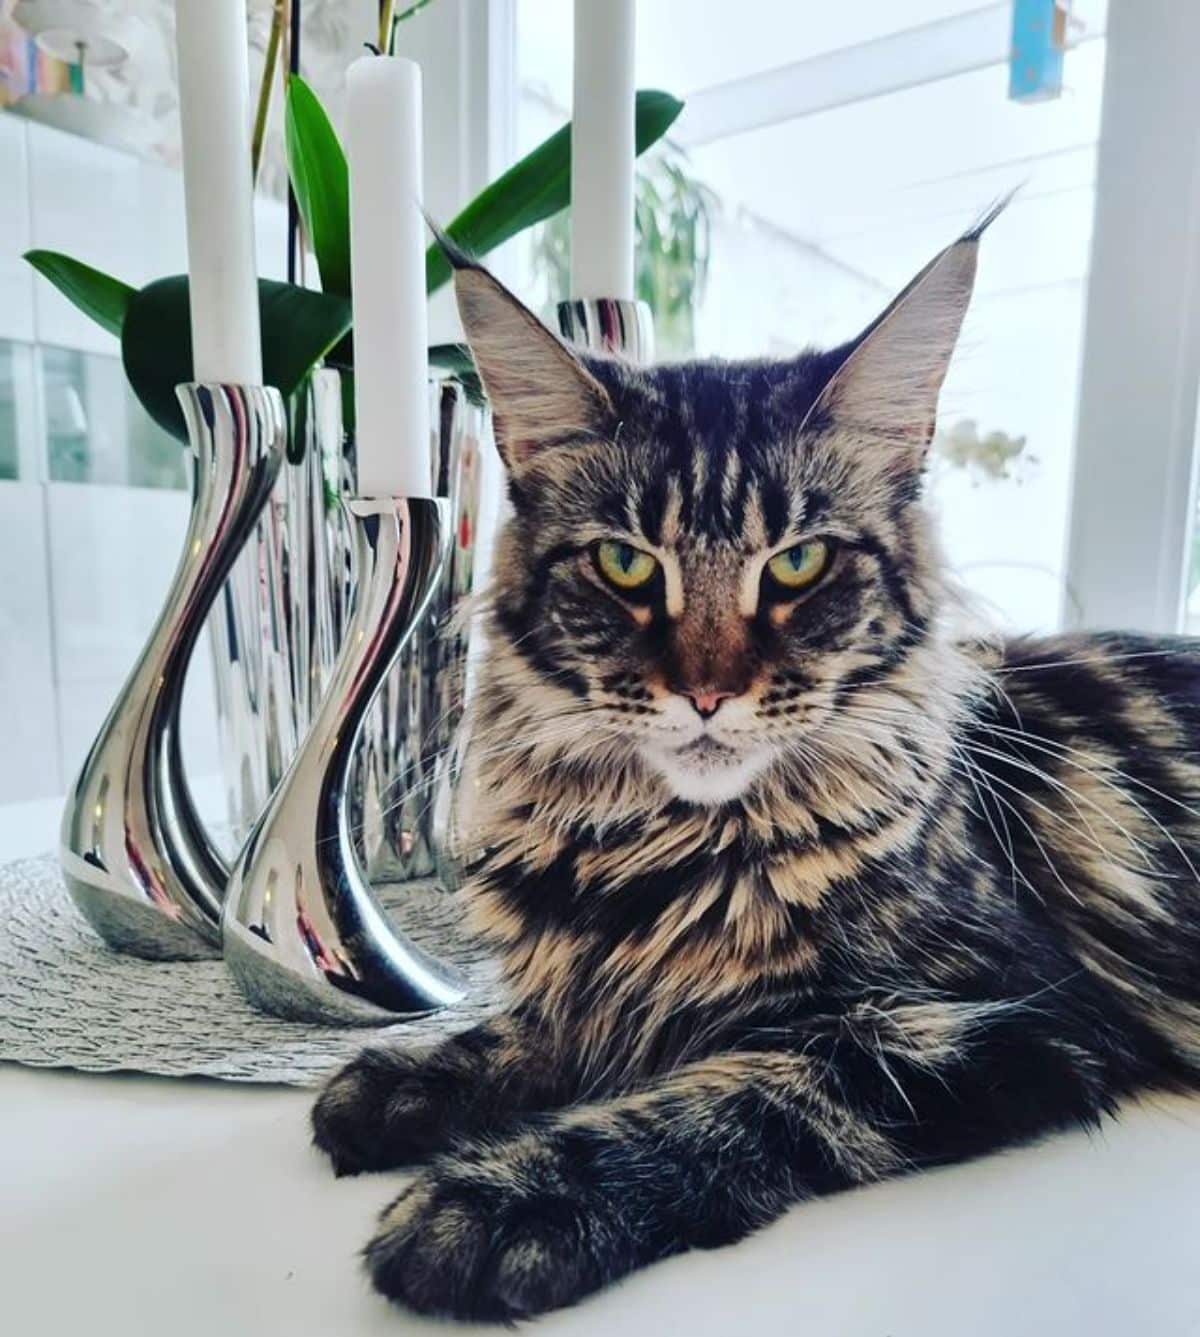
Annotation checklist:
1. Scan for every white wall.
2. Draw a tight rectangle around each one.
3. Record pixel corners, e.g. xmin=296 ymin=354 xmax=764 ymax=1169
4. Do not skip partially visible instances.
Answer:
xmin=0 ymin=112 xmax=288 ymax=805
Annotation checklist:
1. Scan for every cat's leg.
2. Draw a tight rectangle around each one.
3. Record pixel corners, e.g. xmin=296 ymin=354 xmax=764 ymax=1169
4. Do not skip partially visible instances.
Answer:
xmin=362 ymin=1004 xmax=1118 ymax=1320
xmin=312 ymin=1009 xmax=559 ymax=1175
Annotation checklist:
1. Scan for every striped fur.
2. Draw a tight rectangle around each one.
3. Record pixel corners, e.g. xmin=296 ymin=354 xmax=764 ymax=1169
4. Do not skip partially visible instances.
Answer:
xmin=313 ymin=226 xmax=1200 ymax=1321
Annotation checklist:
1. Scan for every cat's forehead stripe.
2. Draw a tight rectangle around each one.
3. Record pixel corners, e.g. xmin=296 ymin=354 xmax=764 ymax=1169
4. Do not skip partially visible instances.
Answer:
xmin=622 ymin=451 xmax=824 ymax=552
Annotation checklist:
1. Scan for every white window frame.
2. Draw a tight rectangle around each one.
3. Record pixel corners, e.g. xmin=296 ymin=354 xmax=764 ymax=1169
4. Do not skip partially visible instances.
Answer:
xmin=1063 ymin=0 xmax=1200 ymax=633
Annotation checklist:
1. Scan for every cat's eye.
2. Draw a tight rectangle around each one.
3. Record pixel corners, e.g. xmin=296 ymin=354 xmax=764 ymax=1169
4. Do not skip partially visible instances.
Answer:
xmin=765 ymin=539 xmax=832 ymax=593
xmin=595 ymin=540 xmax=658 ymax=591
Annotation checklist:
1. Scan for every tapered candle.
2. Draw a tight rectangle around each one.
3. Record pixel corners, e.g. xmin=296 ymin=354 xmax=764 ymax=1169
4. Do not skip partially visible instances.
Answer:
xmin=175 ymin=0 xmax=262 ymax=385
xmin=346 ymin=55 xmax=431 ymax=498
xmin=570 ymin=0 xmax=636 ymax=301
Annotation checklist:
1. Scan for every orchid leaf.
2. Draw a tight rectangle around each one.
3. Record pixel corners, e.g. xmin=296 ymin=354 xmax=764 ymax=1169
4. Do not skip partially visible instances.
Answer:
xmin=428 ymin=342 xmax=483 ymax=404
xmin=121 ymin=277 xmax=352 ymax=441
xmin=24 ymin=250 xmax=134 ymax=337
xmin=425 ymin=88 xmax=684 ymax=293
xmin=285 ymin=74 xmax=351 ymax=296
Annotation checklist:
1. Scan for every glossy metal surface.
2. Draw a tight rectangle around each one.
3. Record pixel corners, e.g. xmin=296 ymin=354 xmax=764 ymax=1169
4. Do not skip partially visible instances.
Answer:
xmin=351 ymin=379 xmax=486 ymax=886
xmin=557 ymin=296 xmax=655 ymax=362
xmin=209 ymin=371 xmax=486 ymax=883
xmin=60 ymin=384 xmax=286 ymax=960
xmin=222 ymin=496 xmax=468 ymax=1024
xmin=208 ymin=371 xmax=354 ymax=845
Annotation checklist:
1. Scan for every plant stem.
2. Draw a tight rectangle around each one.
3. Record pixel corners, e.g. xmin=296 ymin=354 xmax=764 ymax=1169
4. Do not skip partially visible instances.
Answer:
xmin=384 ymin=0 xmax=436 ymax=52
xmin=378 ymin=0 xmax=396 ymax=53
xmin=251 ymin=0 xmax=287 ymax=183
xmin=287 ymin=0 xmax=304 ymax=285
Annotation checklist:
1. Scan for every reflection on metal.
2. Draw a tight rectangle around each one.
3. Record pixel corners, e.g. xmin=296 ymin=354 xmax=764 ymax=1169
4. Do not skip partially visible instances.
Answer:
xmin=223 ymin=496 xmax=468 ymax=1024
xmin=208 ymin=370 xmax=485 ymax=883
xmin=60 ymin=384 xmax=286 ymax=960
xmin=557 ymin=297 xmax=655 ymax=363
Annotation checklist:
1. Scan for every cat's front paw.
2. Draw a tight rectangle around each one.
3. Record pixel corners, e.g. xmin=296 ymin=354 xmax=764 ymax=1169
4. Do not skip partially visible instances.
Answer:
xmin=364 ymin=1136 xmax=633 ymax=1320
xmin=311 ymin=1048 xmax=454 ymax=1176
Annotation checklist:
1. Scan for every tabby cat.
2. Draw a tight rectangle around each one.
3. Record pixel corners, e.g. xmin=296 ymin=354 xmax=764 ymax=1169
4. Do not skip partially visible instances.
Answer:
xmin=312 ymin=214 xmax=1200 ymax=1321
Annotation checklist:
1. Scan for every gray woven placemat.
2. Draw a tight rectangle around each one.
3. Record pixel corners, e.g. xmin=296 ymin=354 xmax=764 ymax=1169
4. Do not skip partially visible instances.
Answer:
xmin=0 ymin=853 xmax=502 ymax=1086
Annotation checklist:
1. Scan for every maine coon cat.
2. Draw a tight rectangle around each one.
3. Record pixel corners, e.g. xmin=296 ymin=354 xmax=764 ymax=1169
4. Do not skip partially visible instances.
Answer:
xmin=312 ymin=213 xmax=1200 ymax=1320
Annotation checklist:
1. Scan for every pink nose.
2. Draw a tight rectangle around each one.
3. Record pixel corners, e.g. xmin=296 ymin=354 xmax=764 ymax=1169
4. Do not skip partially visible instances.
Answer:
xmin=687 ymin=688 xmax=735 ymax=720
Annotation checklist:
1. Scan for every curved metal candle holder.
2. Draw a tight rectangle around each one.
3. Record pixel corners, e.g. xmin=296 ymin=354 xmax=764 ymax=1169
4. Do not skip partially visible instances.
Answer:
xmin=60 ymin=384 xmax=287 ymax=960
xmin=222 ymin=495 xmax=468 ymax=1025
xmin=557 ymin=297 xmax=655 ymax=363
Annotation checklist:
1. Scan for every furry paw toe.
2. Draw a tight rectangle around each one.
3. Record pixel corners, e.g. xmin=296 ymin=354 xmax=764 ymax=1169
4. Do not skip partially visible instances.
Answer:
xmin=364 ymin=1148 xmax=617 ymax=1320
xmin=311 ymin=1049 xmax=450 ymax=1175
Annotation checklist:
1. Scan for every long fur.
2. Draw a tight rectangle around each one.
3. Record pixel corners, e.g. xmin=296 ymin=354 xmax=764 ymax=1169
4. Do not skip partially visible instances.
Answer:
xmin=311 ymin=222 xmax=1200 ymax=1322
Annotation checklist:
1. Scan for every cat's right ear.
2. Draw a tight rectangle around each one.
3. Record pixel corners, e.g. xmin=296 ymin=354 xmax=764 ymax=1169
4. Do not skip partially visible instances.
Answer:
xmin=441 ymin=242 xmax=616 ymax=470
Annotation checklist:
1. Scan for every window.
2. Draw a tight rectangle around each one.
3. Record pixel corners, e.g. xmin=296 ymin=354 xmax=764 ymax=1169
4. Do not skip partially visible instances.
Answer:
xmin=42 ymin=347 xmax=186 ymax=492
xmin=515 ymin=0 xmax=1109 ymax=633
xmin=0 ymin=339 xmax=33 ymax=481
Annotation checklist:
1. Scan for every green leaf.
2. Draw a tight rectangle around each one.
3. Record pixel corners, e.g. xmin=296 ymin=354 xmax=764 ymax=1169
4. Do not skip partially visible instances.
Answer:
xmin=121 ymin=276 xmax=352 ymax=441
xmin=258 ymin=280 xmax=353 ymax=394
xmin=287 ymin=370 xmax=312 ymax=466
xmin=427 ymin=342 xmax=475 ymax=379
xmin=285 ymin=74 xmax=351 ymax=296
xmin=24 ymin=250 xmax=134 ymax=337
xmin=428 ymin=342 xmax=484 ymax=405
xmin=425 ymin=88 xmax=684 ymax=293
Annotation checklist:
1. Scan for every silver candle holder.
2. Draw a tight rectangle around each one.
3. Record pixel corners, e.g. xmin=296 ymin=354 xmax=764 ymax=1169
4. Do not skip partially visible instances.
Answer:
xmin=222 ymin=495 xmax=468 ymax=1024
xmin=557 ymin=296 xmax=655 ymax=362
xmin=60 ymin=384 xmax=287 ymax=960
xmin=208 ymin=369 xmax=488 ymax=885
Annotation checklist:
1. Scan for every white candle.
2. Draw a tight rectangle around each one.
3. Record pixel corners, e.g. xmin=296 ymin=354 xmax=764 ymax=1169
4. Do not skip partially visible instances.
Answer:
xmin=174 ymin=0 xmax=262 ymax=385
xmin=346 ymin=55 xmax=431 ymax=498
xmin=570 ymin=0 xmax=636 ymax=301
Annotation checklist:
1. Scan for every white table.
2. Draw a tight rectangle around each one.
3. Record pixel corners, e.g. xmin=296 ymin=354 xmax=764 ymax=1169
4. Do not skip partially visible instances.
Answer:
xmin=5 ymin=805 xmax=1200 ymax=1335
xmin=6 ymin=1064 xmax=1200 ymax=1334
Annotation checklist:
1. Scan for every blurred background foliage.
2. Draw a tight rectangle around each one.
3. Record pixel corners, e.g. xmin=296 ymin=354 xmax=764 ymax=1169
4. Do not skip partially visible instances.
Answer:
xmin=531 ymin=146 xmax=719 ymax=360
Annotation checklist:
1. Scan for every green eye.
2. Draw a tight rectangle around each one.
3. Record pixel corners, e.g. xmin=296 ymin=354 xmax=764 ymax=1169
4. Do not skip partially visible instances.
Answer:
xmin=766 ymin=539 xmax=832 ymax=592
xmin=596 ymin=540 xmax=658 ymax=591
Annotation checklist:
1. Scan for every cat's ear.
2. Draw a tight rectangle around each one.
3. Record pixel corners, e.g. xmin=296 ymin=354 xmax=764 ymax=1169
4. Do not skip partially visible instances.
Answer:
xmin=444 ymin=245 xmax=616 ymax=470
xmin=805 ymin=202 xmax=1004 ymax=459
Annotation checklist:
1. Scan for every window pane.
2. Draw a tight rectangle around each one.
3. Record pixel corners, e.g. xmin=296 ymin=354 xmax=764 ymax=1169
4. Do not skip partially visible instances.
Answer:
xmin=0 ymin=338 xmax=37 ymax=481
xmin=42 ymin=346 xmax=187 ymax=491
xmin=517 ymin=1 xmax=1110 ymax=130
xmin=516 ymin=1 xmax=1108 ymax=632
xmin=0 ymin=340 xmax=19 ymax=480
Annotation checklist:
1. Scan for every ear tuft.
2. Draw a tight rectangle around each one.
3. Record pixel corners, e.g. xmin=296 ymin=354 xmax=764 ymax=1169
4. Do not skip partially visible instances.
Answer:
xmin=425 ymin=217 xmax=477 ymax=274
xmin=960 ymin=188 xmax=1018 ymax=243
xmin=803 ymin=211 xmax=996 ymax=460
xmin=449 ymin=261 xmax=615 ymax=470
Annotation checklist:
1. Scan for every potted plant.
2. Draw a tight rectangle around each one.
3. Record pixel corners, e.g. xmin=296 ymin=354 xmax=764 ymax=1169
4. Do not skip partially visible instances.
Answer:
xmin=23 ymin=64 xmax=683 ymax=876
xmin=24 ymin=75 xmax=683 ymax=442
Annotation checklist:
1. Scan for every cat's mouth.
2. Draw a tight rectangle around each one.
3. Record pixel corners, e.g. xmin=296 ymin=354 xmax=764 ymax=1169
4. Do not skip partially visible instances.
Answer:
xmin=677 ymin=736 xmax=738 ymax=761
xmin=640 ymin=732 xmax=774 ymax=805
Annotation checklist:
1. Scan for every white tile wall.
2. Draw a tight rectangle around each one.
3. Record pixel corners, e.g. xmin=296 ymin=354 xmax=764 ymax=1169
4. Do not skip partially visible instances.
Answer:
xmin=47 ymin=481 xmax=190 ymax=684
xmin=0 ymin=118 xmax=34 ymax=344
xmin=45 ymin=481 xmax=222 ymax=789
xmin=136 ymin=157 xmax=190 ymax=283
xmin=26 ymin=123 xmax=141 ymax=355
xmin=2 ymin=122 xmax=289 ymax=803
xmin=0 ymin=482 xmax=60 ymax=802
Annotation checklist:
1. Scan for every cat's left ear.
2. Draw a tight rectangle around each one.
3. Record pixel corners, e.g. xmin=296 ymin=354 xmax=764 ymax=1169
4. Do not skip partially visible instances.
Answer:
xmin=436 ymin=233 xmax=616 ymax=471
xmin=805 ymin=202 xmax=1005 ymax=459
